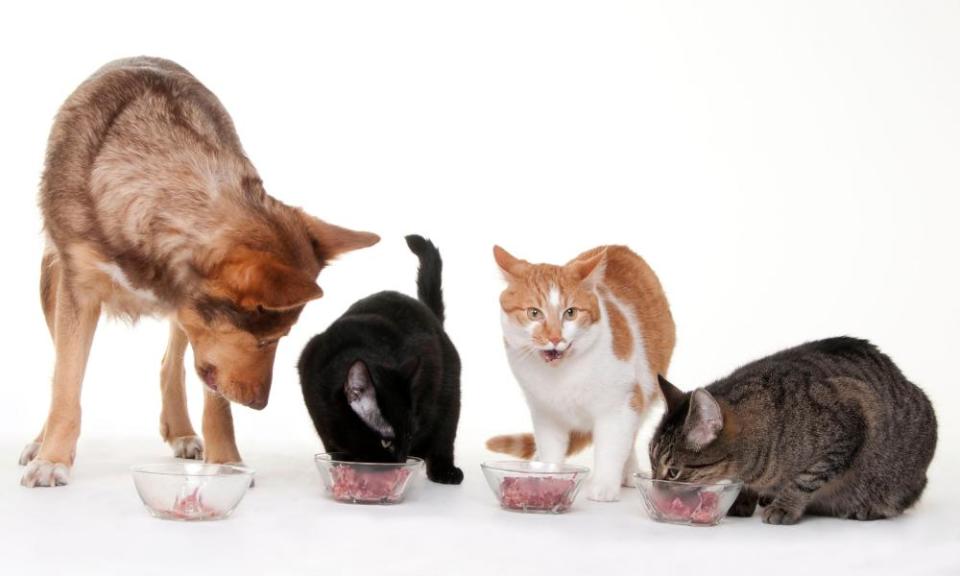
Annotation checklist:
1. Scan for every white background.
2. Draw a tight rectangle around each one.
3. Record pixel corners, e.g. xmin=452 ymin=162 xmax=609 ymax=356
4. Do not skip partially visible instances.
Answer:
xmin=0 ymin=1 xmax=957 ymax=575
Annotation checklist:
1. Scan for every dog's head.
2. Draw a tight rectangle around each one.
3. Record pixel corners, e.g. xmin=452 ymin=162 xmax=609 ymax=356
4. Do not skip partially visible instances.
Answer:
xmin=178 ymin=214 xmax=379 ymax=409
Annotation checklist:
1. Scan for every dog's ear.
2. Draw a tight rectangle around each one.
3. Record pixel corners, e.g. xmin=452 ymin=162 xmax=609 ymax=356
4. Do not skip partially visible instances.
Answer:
xmin=299 ymin=212 xmax=380 ymax=260
xmin=212 ymin=247 xmax=323 ymax=311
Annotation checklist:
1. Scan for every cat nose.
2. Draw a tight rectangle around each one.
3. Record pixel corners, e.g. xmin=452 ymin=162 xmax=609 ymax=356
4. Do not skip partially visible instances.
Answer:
xmin=548 ymin=336 xmax=563 ymax=345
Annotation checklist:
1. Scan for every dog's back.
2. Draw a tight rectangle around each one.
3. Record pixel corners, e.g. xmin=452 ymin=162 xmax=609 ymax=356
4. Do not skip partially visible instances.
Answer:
xmin=41 ymin=57 xmax=303 ymax=312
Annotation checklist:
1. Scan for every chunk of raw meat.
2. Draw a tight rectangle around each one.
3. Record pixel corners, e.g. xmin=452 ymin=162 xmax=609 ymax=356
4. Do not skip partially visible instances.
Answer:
xmin=330 ymin=466 xmax=412 ymax=503
xmin=499 ymin=477 xmax=577 ymax=512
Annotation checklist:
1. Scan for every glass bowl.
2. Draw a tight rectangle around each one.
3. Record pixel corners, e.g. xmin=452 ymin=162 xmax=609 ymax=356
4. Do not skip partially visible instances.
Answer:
xmin=634 ymin=473 xmax=743 ymax=526
xmin=131 ymin=462 xmax=254 ymax=521
xmin=481 ymin=460 xmax=590 ymax=513
xmin=314 ymin=453 xmax=424 ymax=504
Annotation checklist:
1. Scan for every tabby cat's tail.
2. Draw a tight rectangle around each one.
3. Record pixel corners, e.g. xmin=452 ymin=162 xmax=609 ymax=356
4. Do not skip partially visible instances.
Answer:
xmin=485 ymin=432 xmax=593 ymax=459
xmin=405 ymin=234 xmax=445 ymax=324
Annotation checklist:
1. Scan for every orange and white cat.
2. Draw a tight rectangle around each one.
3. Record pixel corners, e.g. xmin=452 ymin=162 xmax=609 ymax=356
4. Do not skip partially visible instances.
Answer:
xmin=487 ymin=245 xmax=675 ymax=501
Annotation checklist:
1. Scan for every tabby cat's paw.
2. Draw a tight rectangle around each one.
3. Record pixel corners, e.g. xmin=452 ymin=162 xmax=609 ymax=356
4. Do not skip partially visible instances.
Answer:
xmin=762 ymin=505 xmax=802 ymax=525
xmin=427 ymin=465 xmax=464 ymax=485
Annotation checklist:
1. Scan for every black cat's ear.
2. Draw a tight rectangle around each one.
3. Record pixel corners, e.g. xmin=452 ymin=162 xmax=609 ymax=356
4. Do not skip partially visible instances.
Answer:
xmin=657 ymin=374 xmax=685 ymax=413
xmin=684 ymin=388 xmax=723 ymax=451
xmin=345 ymin=361 xmax=395 ymax=439
xmin=398 ymin=356 xmax=421 ymax=380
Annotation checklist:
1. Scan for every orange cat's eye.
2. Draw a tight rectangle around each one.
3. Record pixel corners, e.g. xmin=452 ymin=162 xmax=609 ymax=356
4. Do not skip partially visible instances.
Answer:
xmin=564 ymin=307 xmax=578 ymax=321
xmin=526 ymin=308 xmax=543 ymax=321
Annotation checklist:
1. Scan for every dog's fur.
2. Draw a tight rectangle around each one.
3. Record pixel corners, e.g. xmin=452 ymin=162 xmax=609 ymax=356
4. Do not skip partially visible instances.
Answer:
xmin=20 ymin=57 xmax=379 ymax=487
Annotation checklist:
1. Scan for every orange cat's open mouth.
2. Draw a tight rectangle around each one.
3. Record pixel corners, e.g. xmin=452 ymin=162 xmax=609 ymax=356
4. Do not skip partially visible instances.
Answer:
xmin=541 ymin=349 xmax=566 ymax=362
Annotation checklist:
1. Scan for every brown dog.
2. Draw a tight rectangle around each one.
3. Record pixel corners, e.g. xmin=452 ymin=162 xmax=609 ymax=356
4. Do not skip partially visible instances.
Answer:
xmin=20 ymin=57 xmax=379 ymax=487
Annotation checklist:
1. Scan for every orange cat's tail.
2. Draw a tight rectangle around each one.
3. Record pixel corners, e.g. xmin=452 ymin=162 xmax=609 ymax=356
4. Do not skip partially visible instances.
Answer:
xmin=485 ymin=431 xmax=592 ymax=459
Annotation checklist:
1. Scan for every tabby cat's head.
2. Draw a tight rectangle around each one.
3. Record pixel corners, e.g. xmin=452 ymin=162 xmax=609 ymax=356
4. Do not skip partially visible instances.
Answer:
xmin=649 ymin=375 xmax=740 ymax=483
xmin=494 ymin=245 xmax=606 ymax=364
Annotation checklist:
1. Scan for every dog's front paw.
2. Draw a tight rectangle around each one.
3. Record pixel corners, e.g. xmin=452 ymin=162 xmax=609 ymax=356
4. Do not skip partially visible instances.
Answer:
xmin=762 ymin=505 xmax=802 ymax=525
xmin=170 ymin=436 xmax=204 ymax=460
xmin=586 ymin=480 xmax=621 ymax=502
xmin=18 ymin=442 xmax=41 ymax=466
xmin=427 ymin=464 xmax=464 ymax=485
xmin=21 ymin=459 xmax=70 ymax=488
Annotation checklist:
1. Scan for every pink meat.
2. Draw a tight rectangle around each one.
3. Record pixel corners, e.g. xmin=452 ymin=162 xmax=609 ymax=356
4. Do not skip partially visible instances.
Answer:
xmin=500 ymin=477 xmax=576 ymax=511
xmin=653 ymin=489 xmax=721 ymax=524
xmin=330 ymin=466 xmax=412 ymax=503
xmin=168 ymin=487 xmax=221 ymax=520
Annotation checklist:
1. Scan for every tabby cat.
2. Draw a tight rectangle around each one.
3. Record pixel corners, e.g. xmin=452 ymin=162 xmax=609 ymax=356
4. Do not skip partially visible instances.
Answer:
xmin=651 ymin=337 xmax=937 ymax=524
xmin=486 ymin=245 xmax=675 ymax=501
xmin=297 ymin=235 xmax=463 ymax=484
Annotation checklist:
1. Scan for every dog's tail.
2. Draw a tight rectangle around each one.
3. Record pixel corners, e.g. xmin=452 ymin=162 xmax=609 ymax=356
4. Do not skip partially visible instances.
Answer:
xmin=404 ymin=234 xmax=445 ymax=324
xmin=485 ymin=431 xmax=593 ymax=459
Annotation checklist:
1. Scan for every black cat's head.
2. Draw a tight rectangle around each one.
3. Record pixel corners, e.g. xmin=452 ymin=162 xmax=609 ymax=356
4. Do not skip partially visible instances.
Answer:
xmin=336 ymin=358 xmax=419 ymax=463
xmin=648 ymin=375 xmax=740 ymax=483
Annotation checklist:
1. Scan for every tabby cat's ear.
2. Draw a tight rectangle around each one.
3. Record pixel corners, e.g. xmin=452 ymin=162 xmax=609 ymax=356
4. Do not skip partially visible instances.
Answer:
xmin=684 ymin=388 xmax=723 ymax=451
xmin=657 ymin=374 xmax=686 ymax=413
xmin=345 ymin=361 xmax=395 ymax=439
xmin=493 ymin=245 xmax=530 ymax=279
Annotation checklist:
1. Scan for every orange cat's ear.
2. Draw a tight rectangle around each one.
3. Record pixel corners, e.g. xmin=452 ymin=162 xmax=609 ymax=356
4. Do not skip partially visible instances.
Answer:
xmin=493 ymin=245 xmax=529 ymax=279
xmin=570 ymin=248 xmax=607 ymax=286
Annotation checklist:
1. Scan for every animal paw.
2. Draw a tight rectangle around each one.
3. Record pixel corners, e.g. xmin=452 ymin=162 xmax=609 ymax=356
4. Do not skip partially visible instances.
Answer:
xmin=586 ymin=480 xmax=621 ymax=502
xmin=18 ymin=442 xmax=41 ymax=466
xmin=427 ymin=464 xmax=464 ymax=485
xmin=762 ymin=505 xmax=802 ymax=525
xmin=21 ymin=459 xmax=71 ymax=488
xmin=728 ymin=495 xmax=757 ymax=517
xmin=170 ymin=435 xmax=204 ymax=460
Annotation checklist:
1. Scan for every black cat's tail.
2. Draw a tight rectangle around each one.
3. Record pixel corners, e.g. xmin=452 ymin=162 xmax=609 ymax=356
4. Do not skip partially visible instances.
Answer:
xmin=405 ymin=234 xmax=445 ymax=324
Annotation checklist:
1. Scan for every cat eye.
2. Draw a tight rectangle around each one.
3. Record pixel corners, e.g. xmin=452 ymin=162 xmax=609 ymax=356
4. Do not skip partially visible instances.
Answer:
xmin=381 ymin=439 xmax=393 ymax=450
xmin=665 ymin=467 xmax=681 ymax=480
xmin=563 ymin=307 xmax=578 ymax=321
xmin=526 ymin=308 xmax=543 ymax=321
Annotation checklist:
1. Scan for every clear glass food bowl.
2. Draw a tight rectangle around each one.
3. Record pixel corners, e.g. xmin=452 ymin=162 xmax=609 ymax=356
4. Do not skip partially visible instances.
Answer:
xmin=314 ymin=453 xmax=424 ymax=504
xmin=131 ymin=462 xmax=254 ymax=521
xmin=481 ymin=460 xmax=590 ymax=513
xmin=634 ymin=473 xmax=743 ymax=526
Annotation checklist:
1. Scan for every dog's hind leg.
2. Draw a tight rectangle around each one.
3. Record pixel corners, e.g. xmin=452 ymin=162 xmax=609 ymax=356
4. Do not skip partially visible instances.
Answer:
xmin=160 ymin=321 xmax=203 ymax=460
xmin=21 ymin=272 xmax=100 ymax=487
xmin=202 ymin=389 xmax=242 ymax=465
xmin=20 ymin=251 xmax=61 ymax=466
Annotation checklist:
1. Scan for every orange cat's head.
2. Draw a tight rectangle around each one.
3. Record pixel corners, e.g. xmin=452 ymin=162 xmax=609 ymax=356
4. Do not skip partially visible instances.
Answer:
xmin=494 ymin=245 xmax=607 ymax=364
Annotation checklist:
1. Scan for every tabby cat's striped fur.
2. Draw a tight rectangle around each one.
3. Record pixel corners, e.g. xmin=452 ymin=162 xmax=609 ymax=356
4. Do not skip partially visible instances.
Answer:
xmin=652 ymin=337 xmax=937 ymax=524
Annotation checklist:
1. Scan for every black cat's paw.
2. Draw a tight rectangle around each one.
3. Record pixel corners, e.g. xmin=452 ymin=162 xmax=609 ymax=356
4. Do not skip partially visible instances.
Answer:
xmin=728 ymin=496 xmax=757 ymax=517
xmin=427 ymin=464 xmax=464 ymax=485
xmin=761 ymin=505 xmax=803 ymax=525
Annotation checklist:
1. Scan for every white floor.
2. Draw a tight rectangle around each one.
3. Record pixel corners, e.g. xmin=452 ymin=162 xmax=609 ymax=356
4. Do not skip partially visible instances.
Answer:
xmin=2 ymin=436 xmax=956 ymax=576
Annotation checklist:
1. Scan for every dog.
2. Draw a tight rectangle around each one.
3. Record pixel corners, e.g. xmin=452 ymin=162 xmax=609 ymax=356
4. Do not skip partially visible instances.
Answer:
xmin=19 ymin=57 xmax=379 ymax=487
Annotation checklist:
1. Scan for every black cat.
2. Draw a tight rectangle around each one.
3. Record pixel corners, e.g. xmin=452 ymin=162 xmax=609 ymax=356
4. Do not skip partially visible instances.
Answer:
xmin=297 ymin=235 xmax=463 ymax=484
